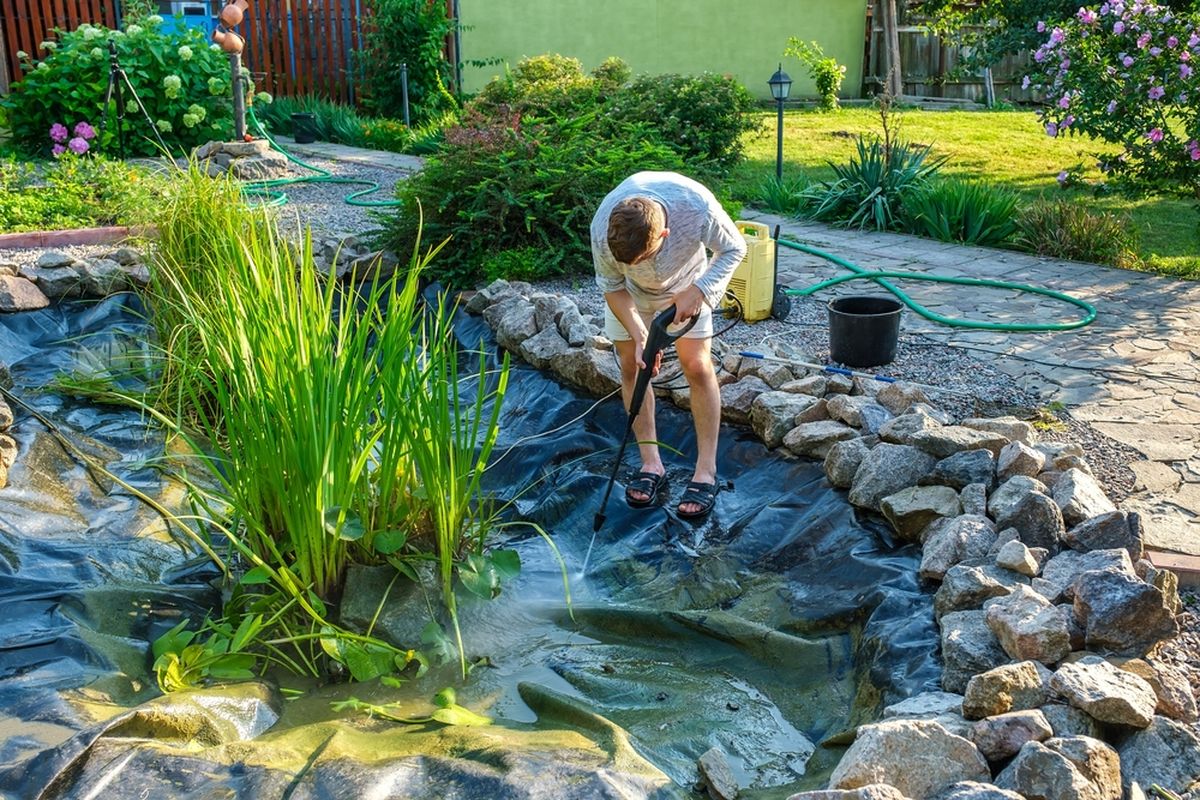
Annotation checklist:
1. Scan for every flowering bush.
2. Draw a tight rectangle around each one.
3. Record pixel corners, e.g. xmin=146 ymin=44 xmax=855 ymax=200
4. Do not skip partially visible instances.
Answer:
xmin=1026 ymin=2 xmax=1200 ymax=194
xmin=785 ymin=39 xmax=848 ymax=111
xmin=3 ymin=17 xmax=232 ymax=156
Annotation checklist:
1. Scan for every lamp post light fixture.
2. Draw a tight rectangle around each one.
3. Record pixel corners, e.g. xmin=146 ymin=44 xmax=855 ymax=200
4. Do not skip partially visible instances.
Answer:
xmin=768 ymin=64 xmax=792 ymax=181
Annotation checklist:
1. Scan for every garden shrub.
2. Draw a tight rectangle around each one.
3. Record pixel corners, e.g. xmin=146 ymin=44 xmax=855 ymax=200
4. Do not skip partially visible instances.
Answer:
xmin=359 ymin=0 xmax=458 ymax=124
xmin=802 ymin=135 xmax=947 ymax=230
xmin=785 ymin=39 xmax=847 ymax=110
xmin=1026 ymin=3 xmax=1200 ymax=195
xmin=902 ymin=178 xmax=1020 ymax=245
xmin=4 ymin=16 xmax=232 ymax=157
xmin=755 ymin=174 xmax=812 ymax=216
xmin=0 ymin=154 xmax=162 ymax=232
xmin=380 ymin=110 xmax=686 ymax=286
xmin=481 ymin=247 xmax=546 ymax=283
xmin=1015 ymin=198 xmax=1142 ymax=266
xmin=470 ymin=54 xmax=602 ymax=120
xmin=254 ymin=94 xmax=454 ymax=155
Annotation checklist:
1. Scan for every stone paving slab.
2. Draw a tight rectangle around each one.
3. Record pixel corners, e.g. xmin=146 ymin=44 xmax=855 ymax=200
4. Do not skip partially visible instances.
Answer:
xmin=744 ymin=209 xmax=1200 ymax=556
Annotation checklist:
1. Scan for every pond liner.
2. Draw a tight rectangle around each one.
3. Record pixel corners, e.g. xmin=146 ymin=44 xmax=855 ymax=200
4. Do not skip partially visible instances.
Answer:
xmin=0 ymin=295 xmax=941 ymax=799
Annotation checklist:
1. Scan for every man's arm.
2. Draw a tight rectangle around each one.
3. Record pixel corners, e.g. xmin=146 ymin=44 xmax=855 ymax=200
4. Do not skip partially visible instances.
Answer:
xmin=692 ymin=205 xmax=747 ymax=309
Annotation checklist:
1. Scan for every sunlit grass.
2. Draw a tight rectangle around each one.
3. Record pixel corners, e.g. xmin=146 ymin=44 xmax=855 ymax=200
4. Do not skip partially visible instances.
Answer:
xmin=728 ymin=108 xmax=1199 ymax=277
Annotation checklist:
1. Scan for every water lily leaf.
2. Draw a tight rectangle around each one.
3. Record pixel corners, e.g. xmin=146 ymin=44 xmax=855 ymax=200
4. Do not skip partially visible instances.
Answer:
xmin=323 ymin=507 xmax=365 ymax=541
xmin=373 ymin=529 xmax=408 ymax=555
xmin=490 ymin=549 xmax=521 ymax=581
xmin=458 ymin=552 xmax=500 ymax=599
xmin=421 ymin=621 xmax=456 ymax=666
xmin=431 ymin=704 xmax=492 ymax=727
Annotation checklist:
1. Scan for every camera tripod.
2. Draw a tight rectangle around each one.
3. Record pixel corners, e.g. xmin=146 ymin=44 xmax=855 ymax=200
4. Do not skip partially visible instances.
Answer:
xmin=99 ymin=39 xmax=169 ymax=159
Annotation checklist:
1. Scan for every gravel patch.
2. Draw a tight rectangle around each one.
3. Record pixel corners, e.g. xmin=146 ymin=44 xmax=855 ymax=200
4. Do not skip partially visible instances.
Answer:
xmin=0 ymin=243 xmax=126 ymax=269
xmin=267 ymin=157 xmax=404 ymax=241
xmin=1157 ymin=589 xmax=1200 ymax=717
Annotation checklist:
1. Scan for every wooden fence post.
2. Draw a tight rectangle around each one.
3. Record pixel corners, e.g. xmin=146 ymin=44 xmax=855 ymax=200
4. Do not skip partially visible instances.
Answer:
xmin=877 ymin=0 xmax=903 ymax=96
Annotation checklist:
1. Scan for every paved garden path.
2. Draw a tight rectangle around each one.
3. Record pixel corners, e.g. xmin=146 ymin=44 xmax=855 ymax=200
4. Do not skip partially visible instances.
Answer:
xmin=742 ymin=210 xmax=1200 ymax=559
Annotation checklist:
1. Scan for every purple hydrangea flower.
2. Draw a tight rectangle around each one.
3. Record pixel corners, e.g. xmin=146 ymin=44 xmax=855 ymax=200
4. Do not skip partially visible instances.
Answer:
xmin=1022 ymin=75 xmax=1031 ymax=89
xmin=1078 ymin=8 xmax=1098 ymax=24
xmin=67 ymin=136 xmax=88 ymax=155
xmin=1046 ymin=121 xmax=1059 ymax=137
xmin=1050 ymin=27 xmax=1066 ymax=45
xmin=1123 ymin=55 xmax=1136 ymax=67
xmin=1147 ymin=127 xmax=1164 ymax=143
xmin=1114 ymin=20 xmax=1126 ymax=33
xmin=1058 ymin=94 xmax=1072 ymax=108
xmin=1188 ymin=140 xmax=1200 ymax=161
xmin=73 ymin=122 xmax=96 ymax=140
xmin=1063 ymin=114 xmax=1076 ymax=127
xmin=51 ymin=143 xmax=66 ymax=156
xmin=1057 ymin=170 xmax=1069 ymax=185
xmin=1183 ymin=63 xmax=1194 ymax=79
xmin=49 ymin=123 xmax=68 ymax=143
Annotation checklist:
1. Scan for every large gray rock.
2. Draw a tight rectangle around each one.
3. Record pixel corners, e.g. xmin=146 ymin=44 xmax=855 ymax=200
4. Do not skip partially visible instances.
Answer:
xmin=0 ymin=275 xmax=50 ymax=312
xmin=1050 ymin=659 xmax=1157 ymax=727
xmin=721 ymin=377 xmax=772 ymax=426
xmin=962 ymin=661 xmax=1050 ymax=719
xmin=848 ymin=444 xmax=938 ymax=512
xmin=339 ymin=565 xmax=430 ymax=647
xmin=784 ymin=419 xmax=859 ymax=459
xmin=920 ymin=449 xmax=996 ymax=491
xmin=995 ymin=737 xmax=1121 ymax=800
xmin=1117 ymin=659 xmax=1200 ymax=723
xmin=875 ymin=382 xmax=928 ymax=416
xmin=782 ymin=374 xmax=827 ymax=397
xmin=483 ymin=293 xmax=529 ymax=328
xmin=1036 ymin=548 xmax=1136 ymax=604
xmin=962 ymin=416 xmax=1035 ymax=443
xmin=920 ymin=515 xmax=997 ymax=581
xmin=1053 ymin=469 xmax=1116 ymax=527
xmin=879 ymin=410 xmax=941 ymax=445
xmin=26 ymin=265 xmax=84 ymax=299
xmin=825 ymin=439 xmax=872 ymax=489
xmin=1117 ymin=716 xmax=1200 ymax=795
xmin=787 ymin=787 xmax=909 ymax=800
xmin=1073 ymin=569 xmax=1178 ymax=657
xmin=549 ymin=347 xmax=622 ymax=396
xmin=518 ymin=326 xmax=571 ymax=370
xmin=494 ymin=301 xmax=539 ymax=351
xmin=0 ymin=434 xmax=16 ymax=469
xmin=757 ymin=361 xmax=795 ymax=390
xmin=996 ymin=540 xmax=1039 ymax=577
xmin=935 ymin=563 xmax=1028 ymax=618
xmin=970 ymin=709 xmax=1053 ymax=761
xmin=1139 ymin=560 xmax=1182 ymax=615
xmin=987 ymin=476 xmax=1049 ymax=521
xmin=910 ymin=426 xmax=1010 ymax=459
xmin=827 ymin=394 xmax=879 ymax=427
xmin=933 ymin=782 xmax=1024 ymax=800
xmin=985 ymin=586 xmax=1072 ymax=664
xmin=79 ymin=258 xmax=129 ymax=296
xmin=997 ymin=440 xmax=1046 ymax=481
xmin=34 ymin=250 xmax=75 ymax=269
xmin=1040 ymin=703 xmax=1104 ymax=739
xmin=752 ymin=392 xmax=823 ymax=449
xmin=881 ymin=486 xmax=961 ymax=542
xmin=883 ymin=692 xmax=964 ymax=719
xmin=941 ymin=610 xmax=1010 ymax=694
xmin=959 ymin=483 xmax=987 ymax=517
xmin=1064 ymin=510 xmax=1144 ymax=561
xmin=995 ymin=492 xmax=1066 ymax=555
xmin=827 ymin=720 xmax=989 ymax=799
xmin=697 ymin=746 xmax=739 ymax=800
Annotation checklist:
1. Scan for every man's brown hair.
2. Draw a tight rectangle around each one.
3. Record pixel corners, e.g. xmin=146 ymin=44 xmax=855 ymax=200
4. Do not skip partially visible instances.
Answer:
xmin=607 ymin=197 xmax=665 ymax=264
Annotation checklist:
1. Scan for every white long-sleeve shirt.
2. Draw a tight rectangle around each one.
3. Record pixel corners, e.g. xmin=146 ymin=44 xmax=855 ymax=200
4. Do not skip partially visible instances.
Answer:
xmin=590 ymin=171 xmax=747 ymax=310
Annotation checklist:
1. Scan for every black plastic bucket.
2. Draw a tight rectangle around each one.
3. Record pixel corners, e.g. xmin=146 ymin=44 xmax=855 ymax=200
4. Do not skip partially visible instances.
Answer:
xmin=828 ymin=295 xmax=903 ymax=368
xmin=292 ymin=112 xmax=318 ymax=144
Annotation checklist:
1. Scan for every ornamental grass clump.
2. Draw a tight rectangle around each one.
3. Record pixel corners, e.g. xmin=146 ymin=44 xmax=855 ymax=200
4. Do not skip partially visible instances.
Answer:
xmin=902 ymin=178 xmax=1020 ymax=246
xmin=119 ymin=166 xmax=526 ymax=686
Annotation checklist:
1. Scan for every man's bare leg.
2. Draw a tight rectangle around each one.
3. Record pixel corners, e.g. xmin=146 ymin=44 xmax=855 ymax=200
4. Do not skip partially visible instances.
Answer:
xmin=676 ymin=336 xmax=720 ymax=515
xmin=614 ymin=339 xmax=664 ymax=502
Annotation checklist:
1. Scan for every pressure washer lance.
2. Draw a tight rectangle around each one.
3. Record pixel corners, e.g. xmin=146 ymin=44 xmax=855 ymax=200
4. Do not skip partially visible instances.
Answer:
xmin=736 ymin=351 xmax=975 ymax=397
xmin=586 ymin=306 xmax=698 ymax=556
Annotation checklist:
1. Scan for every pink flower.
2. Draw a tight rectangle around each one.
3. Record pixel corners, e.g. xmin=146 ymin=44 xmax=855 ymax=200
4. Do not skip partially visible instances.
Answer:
xmin=49 ymin=123 xmax=68 ymax=143
xmin=1190 ymin=33 xmax=1200 ymax=48
xmin=1183 ymin=63 xmax=1194 ymax=79
xmin=51 ymin=143 xmax=66 ymax=156
xmin=1123 ymin=55 xmax=1136 ymax=67
xmin=1183 ymin=50 xmax=1192 ymax=62
xmin=1168 ymin=36 xmax=1180 ymax=48
xmin=67 ymin=136 xmax=88 ymax=155
xmin=73 ymin=122 xmax=96 ymax=140
xmin=1046 ymin=121 xmax=1059 ymax=137
xmin=1188 ymin=140 xmax=1200 ymax=160
xmin=1050 ymin=27 xmax=1066 ymax=45
xmin=1037 ymin=20 xmax=1047 ymax=32
xmin=1114 ymin=21 xmax=1126 ymax=33
xmin=1035 ymin=48 xmax=1048 ymax=63
xmin=1147 ymin=127 xmax=1164 ymax=143
xmin=1149 ymin=85 xmax=1166 ymax=99
xmin=1078 ymin=8 xmax=1098 ymax=24
xmin=1137 ymin=32 xmax=1152 ymax=48
xmin=1058 ymin=94 xmax=1072 ymax=109
xmin=1107 ymin=99 xmax=1118 ymax=114
xmin=1063 ymin=114 xmax=1076 ymax=127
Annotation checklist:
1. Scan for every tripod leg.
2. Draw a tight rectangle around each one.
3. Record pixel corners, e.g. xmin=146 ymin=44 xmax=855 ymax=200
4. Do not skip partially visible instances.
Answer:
xmin=118 ymin=67 xmax=172 ymax=156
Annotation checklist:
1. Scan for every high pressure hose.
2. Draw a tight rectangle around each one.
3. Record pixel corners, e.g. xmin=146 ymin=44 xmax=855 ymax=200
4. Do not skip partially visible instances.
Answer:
xmin=778 ymin=239 xmax=1097 ymax=332
xmin=239 ymin=105 xmax=403 ymax=208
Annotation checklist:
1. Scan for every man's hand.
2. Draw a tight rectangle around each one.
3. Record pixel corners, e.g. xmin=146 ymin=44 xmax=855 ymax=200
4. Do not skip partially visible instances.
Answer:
xmin=670 ymin=285 xmax=706 ymax=326
xmin=633 ymin=329 xmax=663 ymax=375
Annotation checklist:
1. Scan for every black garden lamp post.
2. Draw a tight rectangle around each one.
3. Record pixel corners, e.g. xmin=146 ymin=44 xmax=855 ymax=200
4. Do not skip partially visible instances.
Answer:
xmin=768 ymin=64 xmax=792 ymax=181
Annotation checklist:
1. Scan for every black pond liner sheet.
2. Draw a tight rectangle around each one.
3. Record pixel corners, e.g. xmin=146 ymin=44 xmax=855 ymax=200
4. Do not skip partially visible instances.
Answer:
xmin=0 ymin=295 xmax=940 ymax=800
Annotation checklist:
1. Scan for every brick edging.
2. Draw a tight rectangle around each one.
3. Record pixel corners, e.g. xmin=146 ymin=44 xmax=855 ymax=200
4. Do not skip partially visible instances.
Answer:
xmin=0 ymin=225 xmax=157 ymax=249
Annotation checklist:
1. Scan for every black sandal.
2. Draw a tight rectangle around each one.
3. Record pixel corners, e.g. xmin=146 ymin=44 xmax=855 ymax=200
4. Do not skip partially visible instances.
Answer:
xmin=677 ymin=481 xmax=719 ymax=520
xmin=625 ymin=470 xmax=668 ymax=508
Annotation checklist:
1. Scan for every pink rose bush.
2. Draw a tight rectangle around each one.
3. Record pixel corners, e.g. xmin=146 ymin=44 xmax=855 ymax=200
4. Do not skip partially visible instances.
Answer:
xmin=1026 ymin=2 xmax=1200 ymax=194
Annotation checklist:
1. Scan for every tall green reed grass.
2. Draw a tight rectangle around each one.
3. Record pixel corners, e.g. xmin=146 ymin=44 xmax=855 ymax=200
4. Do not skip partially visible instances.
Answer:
xmin=128 ymin=166 xmax=516 ymax=683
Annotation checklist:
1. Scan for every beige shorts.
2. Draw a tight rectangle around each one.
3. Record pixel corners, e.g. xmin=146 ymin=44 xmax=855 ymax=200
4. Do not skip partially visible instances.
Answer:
xmin=603 ymin=298 xmax=714 ymax=342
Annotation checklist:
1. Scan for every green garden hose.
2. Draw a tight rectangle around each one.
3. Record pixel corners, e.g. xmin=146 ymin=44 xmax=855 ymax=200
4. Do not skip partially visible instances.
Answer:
xmin=779 ymin=239 xmax=1097 ymax=332
xmin=239 ymin=106 xmax=403 ymax=208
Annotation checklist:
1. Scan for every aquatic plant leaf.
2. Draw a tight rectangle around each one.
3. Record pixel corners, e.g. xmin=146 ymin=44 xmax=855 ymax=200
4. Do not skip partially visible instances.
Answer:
xmin=373 ymin=529 xmax=408 ymax=555
xmin=421 ymin=621 xmax=456 ymax=666
xmin=430 ymin=705 xmax=492 ymax=727
xmin=239 ymin=565 xmax=273 ymax=585
xmin=458 ymin=552 xmax=500 ymax=599
xmin=490 ymin=549 xmax=520 ymax=581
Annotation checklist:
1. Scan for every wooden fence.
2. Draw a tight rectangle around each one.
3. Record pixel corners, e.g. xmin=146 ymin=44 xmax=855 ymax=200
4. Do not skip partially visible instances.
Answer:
xmin=1 ymin=0 xmax=122 ymax=93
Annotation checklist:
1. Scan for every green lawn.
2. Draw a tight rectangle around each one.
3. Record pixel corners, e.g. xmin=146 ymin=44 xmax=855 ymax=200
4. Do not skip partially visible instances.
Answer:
xmin=726 ymin=108 xmax=1199 ymax=278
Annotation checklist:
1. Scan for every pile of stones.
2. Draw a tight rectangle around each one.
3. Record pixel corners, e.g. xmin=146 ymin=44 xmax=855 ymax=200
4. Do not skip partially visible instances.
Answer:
xmin=193 ymin=139 xmax=291 ymax=180
xmin=309 ymin=233 xmax=400 ymax=282
xmin=467 ymin=279 xmax=1200 ymax=800
xmin=0 ymin=248 xmax=150 ymax=312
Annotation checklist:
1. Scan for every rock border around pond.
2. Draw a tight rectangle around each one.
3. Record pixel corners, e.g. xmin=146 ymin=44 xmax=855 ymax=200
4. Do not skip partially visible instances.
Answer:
xmin=467 ymin=278 xmax=1200 ymax=800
